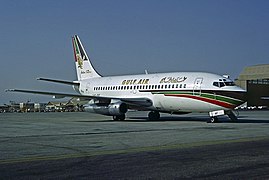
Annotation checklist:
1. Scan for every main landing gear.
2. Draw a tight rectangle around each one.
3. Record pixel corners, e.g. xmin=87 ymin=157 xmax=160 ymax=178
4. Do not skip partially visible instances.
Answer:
xmin=113 ymin=114 xmax=126 ymax=121
xmin=208 ymin=110 xmax=238 ymax=123
xmin=113 ymin=111 xmax=160 ymax=121
xmin=148 ymin=111 xmax=160 ymax=121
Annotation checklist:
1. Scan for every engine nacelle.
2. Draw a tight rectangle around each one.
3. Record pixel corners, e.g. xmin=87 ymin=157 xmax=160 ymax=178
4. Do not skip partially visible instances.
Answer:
xmin=84 ymin=102 xmax=128 ymax=116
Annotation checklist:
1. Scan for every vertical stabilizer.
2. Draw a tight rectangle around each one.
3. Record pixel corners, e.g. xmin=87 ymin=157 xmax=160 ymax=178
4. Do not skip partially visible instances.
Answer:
xmin=72 ymin=35 xmax=101 ymax=80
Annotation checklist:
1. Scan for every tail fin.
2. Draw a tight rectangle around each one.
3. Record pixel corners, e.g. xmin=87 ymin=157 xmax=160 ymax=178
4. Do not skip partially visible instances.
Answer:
xmin=72 ymin=35 xmax=101 ymax=80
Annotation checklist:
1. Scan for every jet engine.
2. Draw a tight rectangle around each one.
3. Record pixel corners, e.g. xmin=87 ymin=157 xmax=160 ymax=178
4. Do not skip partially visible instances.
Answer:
xmin=84 ymin=101 xmax=128 ymax=116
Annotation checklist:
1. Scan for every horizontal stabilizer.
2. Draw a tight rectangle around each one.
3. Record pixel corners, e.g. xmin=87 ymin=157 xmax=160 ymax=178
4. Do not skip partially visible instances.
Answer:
xmin=37 ymin=78 xmax=80 ymax=86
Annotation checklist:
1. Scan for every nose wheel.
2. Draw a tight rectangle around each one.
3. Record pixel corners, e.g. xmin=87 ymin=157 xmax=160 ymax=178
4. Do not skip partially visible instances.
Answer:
xmin=208 ymin=116 xmax=219 ymax=123
xmin=208 ymin=110 xmax=238 ymax=123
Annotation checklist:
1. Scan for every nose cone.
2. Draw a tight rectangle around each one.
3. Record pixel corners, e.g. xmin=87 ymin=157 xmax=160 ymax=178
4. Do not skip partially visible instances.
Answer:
xmin=235 ymin=90 xmax=247 ymax=106
xmin=232 ymin=86 xmax=247 ymax=108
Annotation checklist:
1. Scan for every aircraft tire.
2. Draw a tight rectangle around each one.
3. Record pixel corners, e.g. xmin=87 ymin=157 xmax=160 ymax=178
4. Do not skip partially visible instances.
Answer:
xmin=113 ymin=114 xmax=125 ymax=121
xmin=148 ymin=111 xmax=160 ymax=121
xmin=208 ymin=117 xmax=218 ymax=123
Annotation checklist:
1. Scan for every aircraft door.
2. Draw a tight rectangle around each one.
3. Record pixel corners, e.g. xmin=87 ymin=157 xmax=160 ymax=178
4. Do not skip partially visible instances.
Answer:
xmin=193 ymin=78 xmax=203 ymax=96
xmin=86 ymin=82 xmax=91 ymax=94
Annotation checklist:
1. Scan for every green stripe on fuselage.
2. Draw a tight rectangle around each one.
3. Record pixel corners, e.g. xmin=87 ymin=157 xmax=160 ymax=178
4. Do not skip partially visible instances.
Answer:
xmin=152 ymin=91 xmax=243 ymax=106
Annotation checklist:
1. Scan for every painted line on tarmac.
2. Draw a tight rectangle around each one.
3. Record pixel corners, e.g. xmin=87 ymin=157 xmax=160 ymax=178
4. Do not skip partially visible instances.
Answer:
xmin=0 ymin=136 xmax=268 ymax=165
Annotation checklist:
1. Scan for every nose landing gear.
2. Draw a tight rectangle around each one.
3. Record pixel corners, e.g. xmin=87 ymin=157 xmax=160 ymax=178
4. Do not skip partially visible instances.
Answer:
xmin=208 ymin=110 xmax=238 ymax=123
xmin=209 ymin=116 xmax=219 ymax=123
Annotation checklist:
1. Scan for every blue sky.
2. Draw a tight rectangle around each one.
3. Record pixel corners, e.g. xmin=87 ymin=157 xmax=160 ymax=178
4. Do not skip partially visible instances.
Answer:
xmin=1 ymin=0 xmax=269 ymax=104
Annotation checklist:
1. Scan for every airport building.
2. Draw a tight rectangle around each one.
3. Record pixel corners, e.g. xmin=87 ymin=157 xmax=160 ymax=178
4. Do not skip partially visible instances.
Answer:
xmin=0 ymin=99 xmax=85 ymax=113
xmin=235 ymin=64 xmax=269 ymax=107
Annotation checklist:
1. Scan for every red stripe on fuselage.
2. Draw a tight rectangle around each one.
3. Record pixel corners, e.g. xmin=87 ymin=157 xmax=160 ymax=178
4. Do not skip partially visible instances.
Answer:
xmin=165 ymin=94 xmax=235 ymax=109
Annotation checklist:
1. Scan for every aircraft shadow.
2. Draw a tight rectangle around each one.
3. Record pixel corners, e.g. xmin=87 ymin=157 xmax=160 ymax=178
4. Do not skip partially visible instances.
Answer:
xmin=234 ymin=119 xmax=269 ymax=124
xmin=127 ymin=116 xmax=209 ymax=122
xmin=127 ymin=116 xmax=269 ymax=124
xmin=77 ymin=116 xmax=269 ymax=124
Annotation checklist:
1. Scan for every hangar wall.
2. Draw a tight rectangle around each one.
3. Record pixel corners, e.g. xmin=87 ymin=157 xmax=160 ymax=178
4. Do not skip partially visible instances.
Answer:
xmin=235 ymin=64 xmax=269 ymax=107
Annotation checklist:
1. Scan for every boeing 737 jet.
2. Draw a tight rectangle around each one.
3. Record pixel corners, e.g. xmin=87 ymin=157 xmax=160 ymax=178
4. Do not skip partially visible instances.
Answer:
xmin=7 ymin=35 xmax=247 ymax=123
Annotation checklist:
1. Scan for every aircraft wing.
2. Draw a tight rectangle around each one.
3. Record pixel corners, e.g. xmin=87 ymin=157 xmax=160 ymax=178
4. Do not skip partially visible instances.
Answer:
xmin=6 ymin=89 xmax=92 ymax=99
xmin=6 ymin=89 xmax=152 ymax=107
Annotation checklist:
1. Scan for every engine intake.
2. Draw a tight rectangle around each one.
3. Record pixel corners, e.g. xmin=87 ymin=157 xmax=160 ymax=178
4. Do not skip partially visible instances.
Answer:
xmin=84 ymin=102 xmax=128 ymax=116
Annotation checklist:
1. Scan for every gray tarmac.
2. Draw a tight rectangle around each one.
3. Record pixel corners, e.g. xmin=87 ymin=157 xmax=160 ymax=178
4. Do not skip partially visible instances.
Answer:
xmin=0 ymin=110 xmax=269 ymax=179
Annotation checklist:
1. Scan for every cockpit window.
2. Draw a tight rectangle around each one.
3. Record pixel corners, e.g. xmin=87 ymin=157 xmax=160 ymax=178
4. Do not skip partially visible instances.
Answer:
xmin=219 ymin=82 xmax=225 ymax=87
xmin=224 ymin=82 xmax=235 ymax=86
xmin=213 ymin=79 xmax=235 ymax=88
xmin=213 ymin=82 xmax=219 ymax=87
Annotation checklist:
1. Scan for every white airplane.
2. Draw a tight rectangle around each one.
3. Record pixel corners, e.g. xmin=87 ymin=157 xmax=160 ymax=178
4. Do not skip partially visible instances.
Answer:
xmin=7 ymin=35 xmax=247 ymax=123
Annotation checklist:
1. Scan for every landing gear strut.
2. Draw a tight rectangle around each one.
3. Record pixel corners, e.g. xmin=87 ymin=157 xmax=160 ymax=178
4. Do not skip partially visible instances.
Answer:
xmin=226 ymin=110 xmax=238 ymax=122
xmin=148 ymin=111 xmax=160 ymax=121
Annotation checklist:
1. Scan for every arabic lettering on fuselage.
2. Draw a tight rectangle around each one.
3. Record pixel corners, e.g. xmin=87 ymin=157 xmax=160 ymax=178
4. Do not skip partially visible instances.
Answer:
xmin=160 ymin=76 xmax=187 ymax=84
xmin=81 ymin=70 xmax=92 ymax=74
